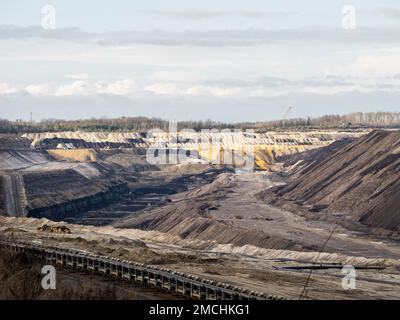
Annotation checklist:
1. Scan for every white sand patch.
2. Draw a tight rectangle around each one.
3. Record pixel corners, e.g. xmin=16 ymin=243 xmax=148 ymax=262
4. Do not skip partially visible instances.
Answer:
xmin=210 ymin=243 xmax=400 ymax=267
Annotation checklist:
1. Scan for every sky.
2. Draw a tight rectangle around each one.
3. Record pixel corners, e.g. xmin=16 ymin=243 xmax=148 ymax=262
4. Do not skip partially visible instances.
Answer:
xmin=0 ymin=0 xmax=400 ymax=122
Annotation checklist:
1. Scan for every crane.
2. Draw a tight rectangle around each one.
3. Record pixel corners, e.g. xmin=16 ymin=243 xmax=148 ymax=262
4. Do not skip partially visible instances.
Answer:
xmin=282 ymin=106 xmax=293 ymax=129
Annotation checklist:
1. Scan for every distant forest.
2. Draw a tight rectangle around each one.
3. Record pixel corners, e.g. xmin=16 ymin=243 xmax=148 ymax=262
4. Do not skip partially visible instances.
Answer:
xmin=0 ymin=112 xmax=399 ymax=133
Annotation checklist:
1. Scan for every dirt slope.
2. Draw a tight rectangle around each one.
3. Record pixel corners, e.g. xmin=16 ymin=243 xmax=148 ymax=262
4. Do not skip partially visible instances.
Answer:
xmin=114 ymin=173 xmax=299 ymax=250
xmin=115 ymin=171 xmax=399 ymax=255
xmin=5 ymin=216 xmax=400 ymax=299
xmin=0 ymin=150 xmax=51 ymax=170
xmin=2 ymin=174 xmax=26 ymax=216
xmin=272 ymin=130 xmax=400 ymax=231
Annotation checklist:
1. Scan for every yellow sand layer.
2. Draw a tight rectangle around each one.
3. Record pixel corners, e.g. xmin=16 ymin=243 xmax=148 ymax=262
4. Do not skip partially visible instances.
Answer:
xmin=47 ymin=149 xmax=97 ymax=162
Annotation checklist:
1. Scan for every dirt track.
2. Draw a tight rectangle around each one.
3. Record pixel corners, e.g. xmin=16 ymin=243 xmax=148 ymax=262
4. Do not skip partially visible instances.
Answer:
xmin=115 ymin=171 xmax=400 ymax=259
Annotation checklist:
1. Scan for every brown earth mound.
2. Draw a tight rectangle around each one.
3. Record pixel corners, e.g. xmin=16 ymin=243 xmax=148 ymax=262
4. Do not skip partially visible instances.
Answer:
xmin=114 ymin=201 xmax=298 ymax=250
xmin=114 ymin=173 xmax=301 ymax=250
xmin=270 ymin=130 xmax=400 ymax=231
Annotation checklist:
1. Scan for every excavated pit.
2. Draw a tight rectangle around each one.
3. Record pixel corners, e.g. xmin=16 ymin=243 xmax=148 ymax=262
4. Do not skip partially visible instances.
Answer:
xmin=2 ymin=130 xmax=400 ymax=299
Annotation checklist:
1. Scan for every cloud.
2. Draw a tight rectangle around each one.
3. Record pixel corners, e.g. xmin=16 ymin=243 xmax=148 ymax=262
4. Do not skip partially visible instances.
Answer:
xmin=1 ymin=90 xmax=399 ymax=123
xmin=0 ymin=82 xmax=17 ymax=94
xmin=55 ymin=80 xmax=91 ymax=96
xmin=55 ymin=79 xmax=138 ymax=96
xmin=376 ymin=7 xmax=400 ymax=20
xmin=0 ymin=79 xmax=139 ymax=97
xmin=1 ymin=25 xmax=400 ymax=47
xmin=2 ymin=75 xmax=400 ymax=100
xmin=96 ymin=27 xmax=400 ymax=47
xmin=145 ymin=75 xmax=400 ymax=97
xmin=149 ymin=71 xmax=207 ymax=82
xmin=0 ymin=25 xmax=91 ymax=41
xmin=95 ymin=78 xmax=138 ymax=95
xmin=144 ymin=82 xmax=251 ymax=97
xmin=65 ymin=73 xmax=92 ymax=80
xmin=24 ymin=84 xmax=53 ymax=96
xmin=142 ymin=9 xmax=294 ymax=20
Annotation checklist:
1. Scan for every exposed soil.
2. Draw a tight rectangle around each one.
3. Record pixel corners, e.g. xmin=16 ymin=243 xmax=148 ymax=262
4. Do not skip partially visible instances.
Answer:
xmin=265 ymin=130 xmax=400 ymax=232
xmin=2 ymin=217 xmax=400 ymax=300
xmin=1 ymin=130 xmax=400 ymax=299
xmin=114 ymin=169 xmax=400 ymax=259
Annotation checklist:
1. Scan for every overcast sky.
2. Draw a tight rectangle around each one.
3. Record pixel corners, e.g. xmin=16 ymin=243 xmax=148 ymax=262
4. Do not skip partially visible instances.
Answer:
xmin=1 ymin=0 xmax=400 ymax=122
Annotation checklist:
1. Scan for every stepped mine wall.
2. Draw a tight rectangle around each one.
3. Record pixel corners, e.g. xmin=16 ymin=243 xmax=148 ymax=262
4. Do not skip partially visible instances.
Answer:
xmin=22 ymin=131 xmax=368 ymax=169
xmin=27 ymin=182 xmax=128 ymax=220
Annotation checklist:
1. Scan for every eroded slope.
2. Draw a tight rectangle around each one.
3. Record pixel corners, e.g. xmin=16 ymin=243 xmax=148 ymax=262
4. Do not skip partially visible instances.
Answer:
xmin=269 ymin=130 xmax=400 ymax=231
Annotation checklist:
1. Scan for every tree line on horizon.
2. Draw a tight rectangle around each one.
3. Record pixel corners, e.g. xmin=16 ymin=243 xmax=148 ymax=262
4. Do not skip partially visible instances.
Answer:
xmin=0 ymin=112 xmax=399 ymax=134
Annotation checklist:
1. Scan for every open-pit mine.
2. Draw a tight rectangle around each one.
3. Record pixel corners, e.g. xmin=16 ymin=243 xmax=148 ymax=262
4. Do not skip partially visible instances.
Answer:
xmin=1 ymin=128 xmax=400 ymax=300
